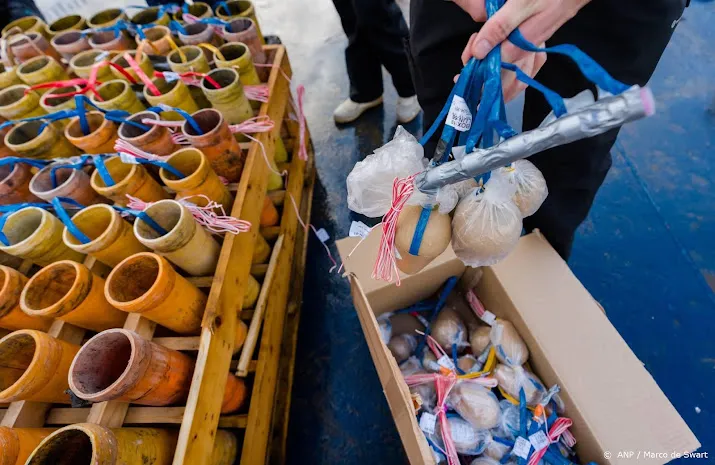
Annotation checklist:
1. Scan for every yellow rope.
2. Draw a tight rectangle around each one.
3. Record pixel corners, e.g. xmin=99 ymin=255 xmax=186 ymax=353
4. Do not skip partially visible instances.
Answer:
xmin=165 ymin=35 xmax=186 ymax=63
xmin=198 ymin=42 xmax=225 ymax=63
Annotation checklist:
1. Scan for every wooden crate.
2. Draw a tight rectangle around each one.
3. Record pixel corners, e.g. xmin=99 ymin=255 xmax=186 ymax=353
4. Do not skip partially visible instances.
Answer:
xmin=0 ymin=44 xmax=306 ymax=465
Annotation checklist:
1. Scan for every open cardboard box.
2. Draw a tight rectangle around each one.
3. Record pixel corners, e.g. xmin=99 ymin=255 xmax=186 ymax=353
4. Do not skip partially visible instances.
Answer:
xmin=336 ymin=230 xmax=700 ymax=465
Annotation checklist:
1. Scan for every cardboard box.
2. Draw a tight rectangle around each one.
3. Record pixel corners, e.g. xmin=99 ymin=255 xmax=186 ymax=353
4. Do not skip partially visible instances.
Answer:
xmin=336 ymin=230 xmax=700 ymax=465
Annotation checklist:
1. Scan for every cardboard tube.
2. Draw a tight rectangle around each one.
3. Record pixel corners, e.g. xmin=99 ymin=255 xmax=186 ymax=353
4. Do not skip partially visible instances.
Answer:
xmin=105 ymin=252 xmax=206 ymax=334
xmin=70 ymin=50 xmax=116 ymax=80
xmin=89 ymin=31 xmax=133 ymax=52
xmin=2 ymin=16 xmax=48 ymax=39
xmin=51 ymin=31 xmax=91 ymax=60
xmin=65 ymin=112 xmax=119 ymax=154
xmin=0 ymin=427 xmax=54 ymax=465
xmin=144 ymin=77 xmax=199 ymax=121
xmin=201 ymin=68 xmax=253 ymax=125
xmin=134 ymin=199 xmax=221 ymax=276
xmin=178 ymin=22 xmax=223 ymax=47
xmin=91 ymin=80 xmax=146 ymax=114
xmin=215 ymin=42 xmax=260 ymax=86
xmin=40 ymin=85 xmax=82 ymax=116
xmin=253 ymin=233 xmax=270 ymax=264
xmin=179 ymin=109 xmax=245 ymax=182
xmin=130 ymin=7 xmax=170 ymax=27
xmin=16 ymin=57 xmax=69 ymax=94
xmin=87 ymin=8 xmax=127 ymax=28
xmin=0 ymin=85 xmax=46 ymax=120
xmin=8 ymin=32 xmax=63 ymax=64
xmin=5 ymin=120 xmax=80 ymax=159
xmin=20 ymin=260 xmax=126 ymax=331
xmin=215 ymin=0 xmax=264 ymax=43
xmin=0 ymin=329 xmax=79 ymax=403
xmin=29 ymin=162 xmax=108 ymax=205
xmin=167 ymin=45 xmax=210 ymax=74
xmin=118 ymin=111 xmax=179 ymax=156
xmin=89 ymin=156 xmax=170 ymax=206
xmin=160 ymin=147 xmax=234 ymax=208
xmin=0 ymin=163 xmax=42 ymax=205
xmin=0 ymin=207 xmax=85 ymax=266
xmin=0 ymin=266 xmax=52 ymax=331
xmin=0 ymin=124 xmax=15 ymax=159
xmin=110 ymin=52 xmax=155 ymax=83
xmin=0 ymin=65 xmax=22 ymax=89
xmin=223 ymin=18 xmax=265 ymax=63
xmin=175 ymin=2 xmax=213 ymax=21
xmin=134 ymin=26 xmax=173 ymax=56
xmin=62 ymin=204 xmax=149 ymax=267
xmin=45 ymin=14 xmax=85 ymax=38
xmin=25 ymin=424 xmax=177 ymax=465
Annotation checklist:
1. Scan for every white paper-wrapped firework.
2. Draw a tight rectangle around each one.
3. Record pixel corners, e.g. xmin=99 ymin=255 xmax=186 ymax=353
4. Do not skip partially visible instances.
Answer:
xmin=422 ymin=349 xmax=441 ymax=372
xmin=431 ymin=309 xmax=468 ymax=352
xmin=406 ymin=369 xmax=436 ymax=410
xmin=457 ymin=354 xmax=479 ymax=373
xmin=451 ymin=176 xmax=523 ymax=267
xmin=436 ymin=416 xmax=491 ymax=455
xmin=470 ymin=325 xmax=492 ymax=355
xmin=490 ymin=319 xmax=529 ymax=366
xmin=470 ymin=456 xmax=502 ymax=465
xmin=494 ymin=364 xmax=546 ymax=406
xmin=449 ymin=382 xmax=501 ymax=430
xmin=388 ymin=333 xmax=417 ymax=363
xmin=493 ymin=399 xmax=521 ymax=439
xmin=484 ymin=437 xmax=511 ymax=460
xmin=394 ymin=205 xmax=452 ymax=275
xmin=492 ymin=159 xmax=548 ymax=217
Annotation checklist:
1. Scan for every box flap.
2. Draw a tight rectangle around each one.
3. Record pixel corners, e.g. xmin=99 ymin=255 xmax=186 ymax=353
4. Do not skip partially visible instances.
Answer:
xmin=337 ymin=229 xmax=465 ymax=315
xmin=487 ymin=232 xmax=700 ymax=464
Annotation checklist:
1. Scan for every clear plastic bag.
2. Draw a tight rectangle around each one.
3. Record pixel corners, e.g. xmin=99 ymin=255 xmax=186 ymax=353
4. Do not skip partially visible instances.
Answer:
xmin=377 ymin=313 xmax=393 ymax=344
xmin=451 ymin=176 xmax=523 ymax=267
xmin=387 ymin=333 xmax=417 ymax=363
xmin=470 ymin=456 xmax=502 ymax=465
xmin=494 ymin=364 xmax=546 ymax=406
xmin=436 ymin=416 xmax=490 ymax=455
xmin=484 ymin=437 xmax=512 ymax=460
xmin=492 ymin=160 xmax=548 ymax=217
xmin=448 ymin=381 xmax=501 ymax=430
xmin=405 ymin=368 xmax=436 ymax=410
xmin=399 ymin=356 xmax=423 ymax=377
xmin=470 ymin=325 xmax=492 ymax=355
xmin=490 ymin=319 xmax=529 ymax=366
xmin=346 ymin=126 xmax=427 ymax=217
xmin=421 ymin=349 xmax=441 ymax=373
xmin=457 ymin=354 xmax=479 ymax=374
xmin=431 ymin=309 xmax=468 ymax=352
xmin=492 ymin=400 xmax=521 ymax=439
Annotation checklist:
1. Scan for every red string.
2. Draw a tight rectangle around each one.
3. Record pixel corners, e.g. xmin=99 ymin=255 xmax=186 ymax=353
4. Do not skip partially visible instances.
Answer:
xmin=295 ymin=84 xmax=308 ymax=161
xmin=465 ymin=289 xmax=486 ymax=318
xmin=244 ymin=84 xmax=269 ymax=102
xmin=434 ymin=374 xmax=460 ymax=465
xmin=526 ymin=417 xmax=574 ymax=465
xmin=123 ymin=53 xmax=160 ymax=96
xmin=372 ymin=174 xmax=416 ymax=285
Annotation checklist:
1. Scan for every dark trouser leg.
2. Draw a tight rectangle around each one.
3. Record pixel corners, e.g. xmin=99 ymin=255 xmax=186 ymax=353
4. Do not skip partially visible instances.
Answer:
xmin=410 ymin=0 xmax=684 ymax=259
xmin=333 ymin=0 xmax=415 ymax=102
xmin=521 ymin=0 xmax=684 ymax=258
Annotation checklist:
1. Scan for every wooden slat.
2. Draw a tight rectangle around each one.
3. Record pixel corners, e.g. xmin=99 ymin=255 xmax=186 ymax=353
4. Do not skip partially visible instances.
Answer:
xmin=172 ymin=44 xmax=291 ymax=465
xmin=47 ymin=407 xmax=187 ymax=425
xmin=241 ymin=68 xmax=308 ymax=464
xmin=154 ymin=336 xmax=200 ymax=351
xmin=86 ymin=314 xmax=157 ymax=427
xmin=236 ymin=235 xmax=284 ymax=376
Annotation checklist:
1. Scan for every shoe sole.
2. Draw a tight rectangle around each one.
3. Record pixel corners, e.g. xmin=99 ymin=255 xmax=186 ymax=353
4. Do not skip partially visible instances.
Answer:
xmin=333 ymin=97 xmax=384 ymax=124
xmin=397 ymin=107 xmax=421 ymax=124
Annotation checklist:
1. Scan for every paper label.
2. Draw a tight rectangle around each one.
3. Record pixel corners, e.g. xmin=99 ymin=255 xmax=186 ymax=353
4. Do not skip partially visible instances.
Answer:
xmin=450 ymin=419 xmax=476 ymax=444
xmin=446 ymin=95 xmax=472 ymax=132
xmin=349 ymin=221 xmax=371 ymax=239
xmin=163 ymin=72 xmax=180 ymax=82
xmin=513 ymin=436 xmax=532 ymax=459
xmin=119 ymin=153 xmax=140 ymax=165
xmin=94 ymin=51 xmax=110 ymax=62
xmin=315 ymin=228 xmax=330 ymax=243
xmin=529 ymin=431 xmax=549 ymax=452
xmin=437 ymin=355 xmax=455 ymax=371
xmin=419 ymin=412 xmax=437 ymax=435
xmin=480 ymin=310 xmax=497 ymax=326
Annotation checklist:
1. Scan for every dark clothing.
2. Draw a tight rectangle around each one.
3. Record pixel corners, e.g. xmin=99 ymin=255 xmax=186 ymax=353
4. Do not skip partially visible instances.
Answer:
xmin=333 ymin=0 xmax=415 ymax=103
xmin=409 ymin=0 xmax=686 ymax=259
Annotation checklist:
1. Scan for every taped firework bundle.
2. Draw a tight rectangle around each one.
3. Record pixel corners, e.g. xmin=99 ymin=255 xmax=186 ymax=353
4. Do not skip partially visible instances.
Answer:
xmin=347 ymin=0 xmax=655 ymax=282
xmin=385 ymin=277 xmax=576 ymax=465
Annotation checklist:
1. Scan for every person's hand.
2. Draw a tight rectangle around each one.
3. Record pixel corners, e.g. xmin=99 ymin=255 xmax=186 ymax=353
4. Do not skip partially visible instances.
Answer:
xmin=454 ymin=0 xmax=591 ymax=102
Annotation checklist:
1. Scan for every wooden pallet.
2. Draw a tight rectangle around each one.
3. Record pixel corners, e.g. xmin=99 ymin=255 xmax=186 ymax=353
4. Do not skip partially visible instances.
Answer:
xmin=0 ymin=44 xmax=306 ymax=465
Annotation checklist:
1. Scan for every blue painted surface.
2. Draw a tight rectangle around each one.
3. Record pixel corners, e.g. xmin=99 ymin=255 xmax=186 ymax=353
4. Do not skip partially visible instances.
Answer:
xmin=253 ymin=0 xmax=714 ymax=463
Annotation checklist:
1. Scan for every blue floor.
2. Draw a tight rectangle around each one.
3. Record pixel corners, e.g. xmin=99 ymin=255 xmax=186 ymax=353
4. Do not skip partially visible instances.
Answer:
xmin=253 ymin=0 xmax=715 ymax=462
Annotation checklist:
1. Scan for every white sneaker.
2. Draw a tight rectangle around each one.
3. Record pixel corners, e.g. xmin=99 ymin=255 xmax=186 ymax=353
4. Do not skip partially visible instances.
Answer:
xmin=333 ymin=96 xmax=383 ymax=123
xmin=396 ymin=95 xmax=421 ymax=123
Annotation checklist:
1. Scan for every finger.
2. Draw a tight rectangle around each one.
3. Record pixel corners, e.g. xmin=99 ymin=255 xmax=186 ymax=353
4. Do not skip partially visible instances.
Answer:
xmin=470 ymin=0 xmax=538 ymax=59
xmin=461 ymin=33 xmax=479 ymax=65
xmin=451 ymin=0 xmax=487 ymax=21
xmin=503 ymin=78 xmax=527 ymax=103
xmin=454 ymin=74 xmax=460 ymax=83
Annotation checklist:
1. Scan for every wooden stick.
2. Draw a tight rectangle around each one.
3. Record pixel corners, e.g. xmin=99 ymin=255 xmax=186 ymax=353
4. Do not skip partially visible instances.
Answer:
xmin=236 ymin=234 xmax=284 ymax=377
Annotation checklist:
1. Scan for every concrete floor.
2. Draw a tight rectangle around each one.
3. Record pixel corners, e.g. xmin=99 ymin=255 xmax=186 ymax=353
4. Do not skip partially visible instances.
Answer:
xmin=32 ymin=0 xmax=714 ymax=461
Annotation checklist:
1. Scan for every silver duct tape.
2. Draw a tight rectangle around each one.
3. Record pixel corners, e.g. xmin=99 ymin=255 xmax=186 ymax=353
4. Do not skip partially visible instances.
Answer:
xmin=416 ymin=86 xmax=653 ymax=195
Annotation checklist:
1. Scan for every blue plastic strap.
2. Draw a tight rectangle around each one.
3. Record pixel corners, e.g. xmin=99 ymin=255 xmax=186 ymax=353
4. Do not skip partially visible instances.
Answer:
xmin=151 ymin=105 xmax=203 ymax=135
xmin=38 ymin=109 xmax=81 ymax=133
xmin=0 ymin=202 xmax=55 ymax=245
xmin=451 ymin=343 xmax=465 ymax=375
xmin=75 ymin=95 xmax=151 ymax=131
xmin=92 ymin=155 xmax=115 ymax=187
xmin=74 ymin=95 xmax=90 ymax=135
xmin=202 ymin=17 xmax=230 ymax=27
xmin=50 ymin=155 xmax=92 ymax=189
xmin=182 ymin=3 xmax=190 ymax=13
xmin=169 ymin=20 xmax=188 ymax=35
xmin=408 ymin=205 xmax=432 ymax=256
xmin=414 ymin=276 xmax=459 ymax=359
xmin=216 ymin=1 xmax=231 ymax=14
xmin=134 ymin=158 xmax=185 ymax=179
xmin=113 ymin=205 xmax=168 ymax=235
xmin=51 ymin=197 xmax=90 ymax=244
xmin=508 ymin=29 xmax=630 ymax=95
xmin=501 ymin=62 xmax=567 ymax=117
xmin=0 ymin=157 xmax=49 ymax=169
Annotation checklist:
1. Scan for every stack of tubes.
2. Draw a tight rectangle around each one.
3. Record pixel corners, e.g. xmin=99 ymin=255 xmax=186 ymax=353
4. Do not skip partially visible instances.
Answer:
xmin=0 ymin=2 xmax=288 ymax=464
